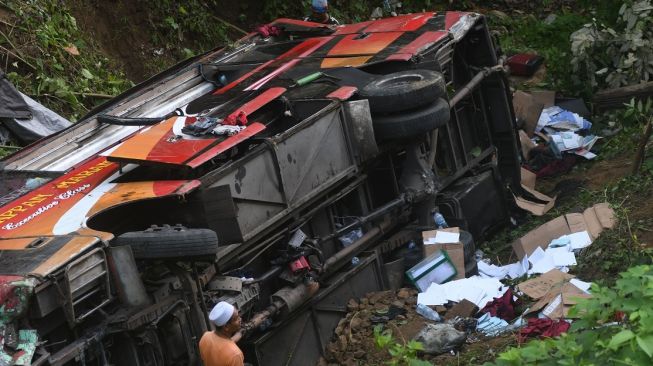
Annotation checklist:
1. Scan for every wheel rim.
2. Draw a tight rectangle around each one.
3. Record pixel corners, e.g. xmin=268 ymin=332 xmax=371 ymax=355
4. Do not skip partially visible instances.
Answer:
xmin=375 ymin=73 xmax=424 ymax=88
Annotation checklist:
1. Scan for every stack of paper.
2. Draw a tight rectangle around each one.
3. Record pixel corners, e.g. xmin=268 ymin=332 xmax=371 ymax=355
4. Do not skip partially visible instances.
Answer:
xmin=417 ymin=276 xmax=508 ymax=309
xmin=478 ymin=255 xmax=529 ymax=280
xmin=536 ymin=106 xmax=592 ymax=133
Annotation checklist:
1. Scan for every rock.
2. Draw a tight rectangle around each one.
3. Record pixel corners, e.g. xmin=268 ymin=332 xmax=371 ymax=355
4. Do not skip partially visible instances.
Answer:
xmin=354 ymin=350 xmax=365 ymax=359
xmin=392 ymin=300 xmax=405 ymax=308
xmin=338 ymin=335 xmax=348 ymax=351
xmin=397 ymin=288 xmax=411 ymax=299
xmin=361 ymin=298 xmax=369 ymax=306
xmin=544 ymin=13 xmax=557 ymax=25
xmin=342 ymin=359 xmax=357 ymax=366
xmin=335 ymin=318 xmax=347 ymax=335
xmin=350 ymin=317 xmax=362 ymax=331
xmin=347 ymin=299 xmax=359 ymax=312
xmin=413 ymin=323 xmax=466 ymax=355
xmin=317 ymin=357 xmax=328 ymax=366
xmin=395 ymin=314 xmax=406 ymax=321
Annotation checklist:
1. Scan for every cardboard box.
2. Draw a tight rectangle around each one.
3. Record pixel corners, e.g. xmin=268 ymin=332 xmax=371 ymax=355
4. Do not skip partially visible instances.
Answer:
xmin=512 ymin=203 xmax=616 ymax=259
xmin=514 ymin=185 xmax=556 ymax=217
xmin=422 ymin=228 xmax=465 ymax=280
xmin=513 ymin=91 xmax=544 ymax=137
xmin=526 ymin=282 xmax=591 ymax=319
xmin=518 ymin=269 xmax=591 ymax=319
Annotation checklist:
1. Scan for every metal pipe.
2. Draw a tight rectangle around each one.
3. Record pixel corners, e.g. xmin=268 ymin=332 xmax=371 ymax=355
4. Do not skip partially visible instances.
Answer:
xmin=428 ymin=64 xmax=504 ymax=168
xmin=322 ymin=218 xmax=396 ymax=275
xmin=450 ymin=64 xmax=505 ymax=107
xmin=245 ymin=266 xmax=284 ymax=284
xmin=321 ymin=195 xmax=406 ymax=242
xmin=242 ymin=282 xmax=320 ymax=335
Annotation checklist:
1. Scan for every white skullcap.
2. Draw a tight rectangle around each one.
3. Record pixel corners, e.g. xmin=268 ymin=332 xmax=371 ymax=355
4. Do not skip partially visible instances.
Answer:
xmin=209 ymin=301 xmax=235 ymax=327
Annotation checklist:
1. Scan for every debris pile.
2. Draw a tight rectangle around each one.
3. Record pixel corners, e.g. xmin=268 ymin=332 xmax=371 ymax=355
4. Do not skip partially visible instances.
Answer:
xmin=321 ymin=203 xmax=617 ymax=365
xmin=513 ymin=88 xmax=601 ymax=180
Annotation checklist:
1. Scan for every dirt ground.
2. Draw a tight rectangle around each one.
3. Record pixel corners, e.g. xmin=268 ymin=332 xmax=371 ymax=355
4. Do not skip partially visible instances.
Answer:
xmin=319 ymin=289 xmax=517 ymax=366
xmin=65 ymin=0 xmax=265 ymax=82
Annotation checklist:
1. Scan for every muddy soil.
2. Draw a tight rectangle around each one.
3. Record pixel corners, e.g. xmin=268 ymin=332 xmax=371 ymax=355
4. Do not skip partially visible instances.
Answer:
xmin=319 ymin=289 xmax=516 ymax=366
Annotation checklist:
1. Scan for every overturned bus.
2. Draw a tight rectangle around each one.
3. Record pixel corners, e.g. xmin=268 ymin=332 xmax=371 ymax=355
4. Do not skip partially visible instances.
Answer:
xmin=0 ymin=11 xmax=522 ymax=366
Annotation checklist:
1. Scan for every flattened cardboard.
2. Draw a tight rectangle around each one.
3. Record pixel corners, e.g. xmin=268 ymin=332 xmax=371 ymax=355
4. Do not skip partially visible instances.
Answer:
xmin=513 ymin=91 xmax=544 ymax=136
xmin=527 ymin=282 xmax=591 ymax=319
xmin=519 ymin=130 xmax=537 ymax=160
xmin=514 ymin=185 xmax=556 ymax=217
xmin=530 ymin=90 xmax=556 ymax=108
xmin=594 ymin=203 xmax=616 ymax=229
xmin=521 ymin=167 xmax=537 ymax=190
xmin=512 ymin=203 xmax=616 ymax=259
xmin=517 ymin=269 xmax=574 ymax=299
xmin=423 ymin=228 xmax=465 ymax=280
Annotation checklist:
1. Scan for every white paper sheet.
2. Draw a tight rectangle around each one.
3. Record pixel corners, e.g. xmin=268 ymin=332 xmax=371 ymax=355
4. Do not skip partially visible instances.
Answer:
xmin=568 ymin=231 xmax=592 ymax=250
xmin=570 ymin=278 xmax=592 ymax=293
xmin=550 ymin=250 xmax=577 ymax=267
xmin=416 ymin=276 xmax=508 ymax=309
xmin=432 ymin=231 xmax=460 ymax=244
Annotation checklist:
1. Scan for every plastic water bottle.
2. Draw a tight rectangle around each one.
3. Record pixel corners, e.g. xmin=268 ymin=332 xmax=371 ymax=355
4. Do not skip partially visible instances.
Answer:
xmin=433 ymin=212 xmax=448 ymax=229
xmin=351 ymin=257 xmax=360 ymax=266
xmin=416 ymin=303 xmax=441 ymax=321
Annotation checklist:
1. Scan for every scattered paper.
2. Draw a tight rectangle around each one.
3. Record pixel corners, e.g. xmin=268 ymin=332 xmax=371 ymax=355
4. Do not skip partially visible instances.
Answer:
xmin=570 ymin=278 xmax=592 ymax=293
xmin=476 ymin=313 xmax=510 ymax=336
xmin=417 ymin=276 xmax=508 ymax=309
xmin=568 ymin=231 xmax=592 ymax=250
xmin=478 ymin=256 xmax=529 ymax=280
xmin=575 ymin=149 xmax=597 ymax=160
xmin=548 ymin=249 xmax=576 ymax=267
xmin=536 ymin=106 xmax=592 ymax=133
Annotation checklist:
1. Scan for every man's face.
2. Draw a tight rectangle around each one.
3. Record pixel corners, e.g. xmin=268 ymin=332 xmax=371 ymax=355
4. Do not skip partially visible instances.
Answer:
xmin=228 ymin=309 xmax=242 ymax=332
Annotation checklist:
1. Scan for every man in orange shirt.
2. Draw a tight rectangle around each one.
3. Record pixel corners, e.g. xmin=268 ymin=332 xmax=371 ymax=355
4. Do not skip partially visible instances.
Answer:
xmin=199 ymin=302 xmax=244 ymax=366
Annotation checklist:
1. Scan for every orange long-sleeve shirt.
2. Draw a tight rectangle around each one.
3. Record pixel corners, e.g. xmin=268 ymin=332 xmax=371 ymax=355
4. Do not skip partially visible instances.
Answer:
xmin=199 ymin=331 xmax=244 ymax=366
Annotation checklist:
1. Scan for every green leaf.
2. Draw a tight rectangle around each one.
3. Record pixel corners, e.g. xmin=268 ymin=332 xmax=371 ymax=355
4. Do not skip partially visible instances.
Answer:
xmin=407 ymin=340 xmax=424 ymax=351
xmin=636 ymin=335 xmax=653 ymax=358
xmin=81 ymin=68 xmax=94 ymax=79
xmin=608 ymin=329 xmax=635 ymax=350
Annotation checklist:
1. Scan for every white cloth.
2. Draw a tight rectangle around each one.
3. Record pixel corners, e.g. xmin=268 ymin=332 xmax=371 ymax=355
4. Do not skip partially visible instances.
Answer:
xmin=209 ymin=301 xmax=235 ymax=327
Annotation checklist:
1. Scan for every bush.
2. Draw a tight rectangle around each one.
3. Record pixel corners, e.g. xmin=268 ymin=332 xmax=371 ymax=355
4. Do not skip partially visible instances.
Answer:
xmin=571 ymin=0 xmax=653 ymax=90
xmin=486 ymin=264 xmax=653 ymax=365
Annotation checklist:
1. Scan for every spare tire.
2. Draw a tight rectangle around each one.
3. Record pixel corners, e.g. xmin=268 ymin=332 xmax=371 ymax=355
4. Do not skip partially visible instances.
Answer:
xmin=373 ymin=98 xmax=450 ymax=140
xmin=113 ymin=225 xmax=219 ymax=260
xmin=360 ymin=70 xmax=446 ymax=114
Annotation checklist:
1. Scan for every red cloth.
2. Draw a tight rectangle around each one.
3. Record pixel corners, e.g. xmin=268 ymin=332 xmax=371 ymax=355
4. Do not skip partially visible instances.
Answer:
xmin=518 ymin=318 xmax=570 ymax=343
xmin=481 ymin=289 xmax=517 ymax=321
xmin=224 ymin=111 xmax=248 ymax=126
xmin=536 ymin=155 xmax=577 ymax=178
xmin=256 ymin=25 xmax=281 ymax=38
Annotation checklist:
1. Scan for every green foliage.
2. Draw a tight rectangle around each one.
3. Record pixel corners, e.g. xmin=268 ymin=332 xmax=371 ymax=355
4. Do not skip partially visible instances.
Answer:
xmin=490 ymin=11 xmax=592 ymax=95
xmin=373 ymin=325 xmax=432 ymax=366
xmin=486 ymin=264 xmax=653 ymax=366
xmin=147 ymin=0 xmax=231 ymax=54
xmin=570 ymin=0 xmax=653 ymax=90
xmin=624 ymin=97 xmax=653 ymax=125
xmin=1 ymin=0 xmax=133 ymax=120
